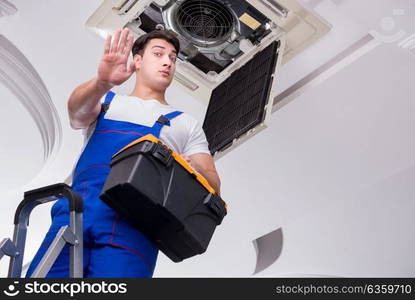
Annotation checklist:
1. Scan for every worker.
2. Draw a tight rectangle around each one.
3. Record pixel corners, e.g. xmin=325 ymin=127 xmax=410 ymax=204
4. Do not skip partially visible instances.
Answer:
xmin=26 ymin=28 xmax=221 ymax=277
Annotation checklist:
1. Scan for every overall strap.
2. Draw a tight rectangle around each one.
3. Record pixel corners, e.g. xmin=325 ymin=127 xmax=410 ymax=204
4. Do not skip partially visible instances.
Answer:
xmin=100 ymin=91 xmax=116 ymax=114
xmin=152 ymin=111 xmax=183 ymax=132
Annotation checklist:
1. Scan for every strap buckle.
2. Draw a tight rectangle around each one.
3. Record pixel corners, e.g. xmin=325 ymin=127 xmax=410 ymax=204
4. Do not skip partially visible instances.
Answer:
xmin=156 ymin=115 xmax=171 ymax=126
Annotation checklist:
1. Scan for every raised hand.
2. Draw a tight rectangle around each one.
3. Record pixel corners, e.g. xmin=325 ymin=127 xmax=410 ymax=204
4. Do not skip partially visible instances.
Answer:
xmin=97 ymin=28 xmax=136 ymax=88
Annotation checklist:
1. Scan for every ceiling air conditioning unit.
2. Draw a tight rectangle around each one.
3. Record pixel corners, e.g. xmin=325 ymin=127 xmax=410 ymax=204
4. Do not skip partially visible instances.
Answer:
xmin=86 ymin=0 xmax=330 ymax=159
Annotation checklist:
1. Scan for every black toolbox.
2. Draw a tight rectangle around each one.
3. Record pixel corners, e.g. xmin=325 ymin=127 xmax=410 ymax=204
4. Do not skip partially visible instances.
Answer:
xmin=100 ymin=134 xmax=227 ymax=262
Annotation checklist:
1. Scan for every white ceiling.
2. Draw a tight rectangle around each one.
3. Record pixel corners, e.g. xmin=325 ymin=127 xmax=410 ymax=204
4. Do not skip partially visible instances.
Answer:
xmin=1 ymin=0 xmax=415 ymax=277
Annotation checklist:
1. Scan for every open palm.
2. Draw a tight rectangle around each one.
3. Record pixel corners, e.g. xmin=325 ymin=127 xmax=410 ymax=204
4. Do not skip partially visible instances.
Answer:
xmin=98 ymin=28 xmax=136 ymax=87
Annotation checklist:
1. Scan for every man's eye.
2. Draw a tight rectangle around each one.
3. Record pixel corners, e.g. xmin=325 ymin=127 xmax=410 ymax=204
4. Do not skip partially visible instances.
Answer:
xmin=154 ymin=52 xmax=162 ymax=56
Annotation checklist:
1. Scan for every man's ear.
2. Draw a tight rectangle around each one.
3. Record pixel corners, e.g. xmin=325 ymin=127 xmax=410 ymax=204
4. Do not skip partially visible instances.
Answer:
xmin=134 ymin=54 xmax=142 ymax=70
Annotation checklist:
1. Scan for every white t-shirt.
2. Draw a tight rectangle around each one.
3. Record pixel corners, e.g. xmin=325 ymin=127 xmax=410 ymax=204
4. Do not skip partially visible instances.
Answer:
xmin=65 ymin=94 xmax=210 ymax=184
xmin=94 ymin=93 xmax=210 ymax=155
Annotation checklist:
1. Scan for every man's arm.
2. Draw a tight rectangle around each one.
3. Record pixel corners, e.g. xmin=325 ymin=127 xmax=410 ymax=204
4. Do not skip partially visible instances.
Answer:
xmin=68 ymin=78 xmax=111 ymax=128
xmin=186 ymin=153 xmax=221 ymax=195
xmin=68 ymin=28 xmax=136 ymax=129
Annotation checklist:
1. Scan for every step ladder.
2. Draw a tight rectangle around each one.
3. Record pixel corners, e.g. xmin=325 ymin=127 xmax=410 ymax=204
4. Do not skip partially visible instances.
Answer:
xmin=0 ymin=183 xmax=83 ymax=278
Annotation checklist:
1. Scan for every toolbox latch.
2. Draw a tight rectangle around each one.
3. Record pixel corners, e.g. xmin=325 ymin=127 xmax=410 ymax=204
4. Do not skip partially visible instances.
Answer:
xmin=152 ymin=142 xmax=173 ymax=166
xmin=203 ymin=194 xmax=227 ymax=224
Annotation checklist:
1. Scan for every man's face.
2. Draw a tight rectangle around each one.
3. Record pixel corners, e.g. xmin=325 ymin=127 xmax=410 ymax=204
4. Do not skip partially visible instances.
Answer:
xmin=135 ymin=38 xmax=177 ymax=90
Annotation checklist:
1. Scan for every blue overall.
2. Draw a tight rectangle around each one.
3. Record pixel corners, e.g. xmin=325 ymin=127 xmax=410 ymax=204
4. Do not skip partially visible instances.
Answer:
xmin=26 ymin=91 xmax=183 ymax=277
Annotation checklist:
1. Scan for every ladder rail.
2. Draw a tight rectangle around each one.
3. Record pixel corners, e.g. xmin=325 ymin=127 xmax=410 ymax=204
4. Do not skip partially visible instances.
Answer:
xmin=0 ymin=183 xmax=83 ymax=278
